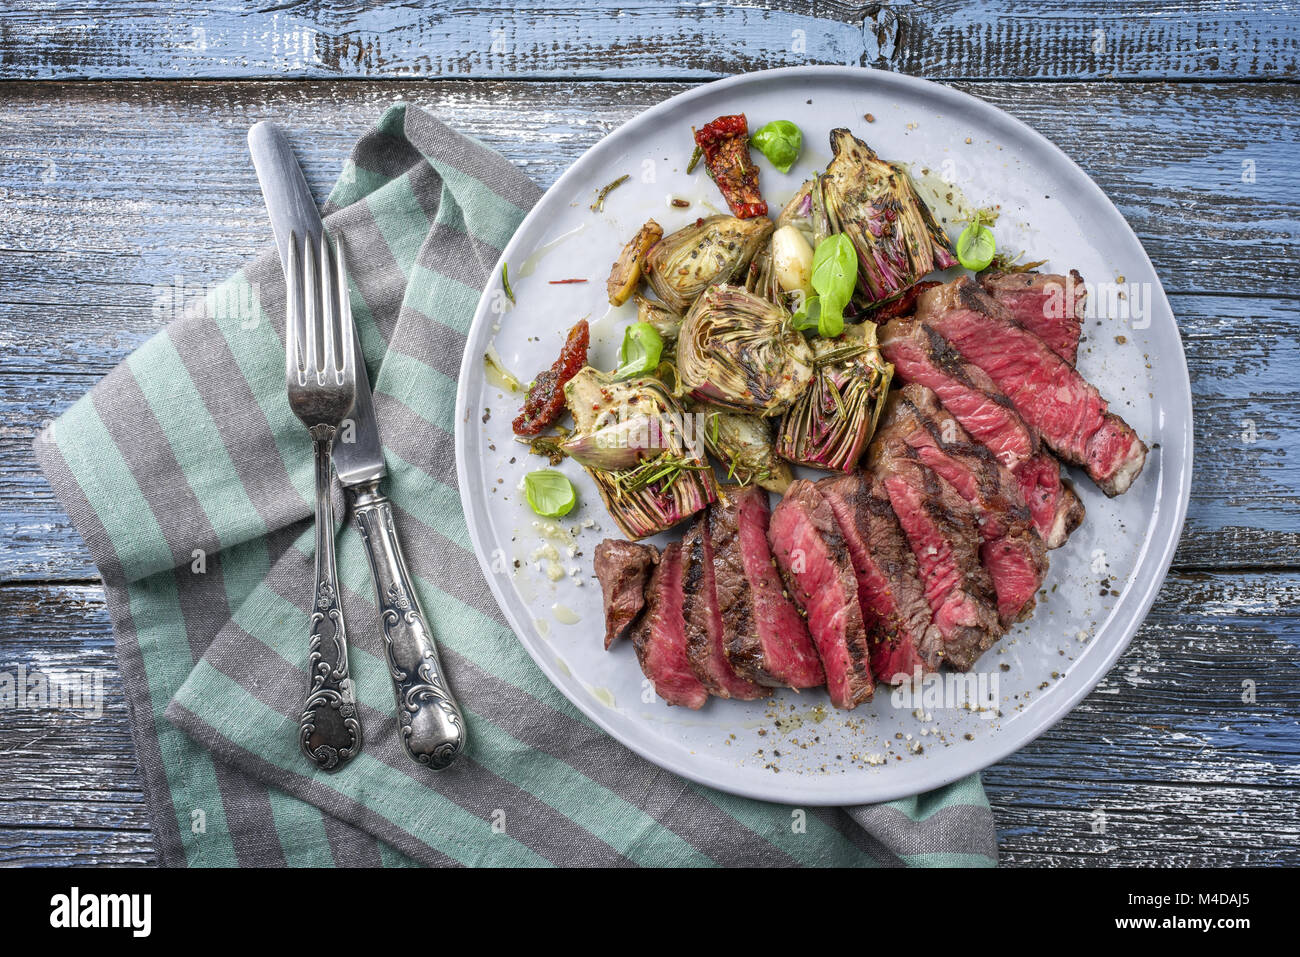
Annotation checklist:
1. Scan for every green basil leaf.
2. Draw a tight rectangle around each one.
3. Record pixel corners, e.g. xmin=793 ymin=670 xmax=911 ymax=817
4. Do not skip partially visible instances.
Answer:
xmin=805 ymin=234 xmax=857 ymax=338
xmin=790 ymin=294 xmax=821 ymax=331
xmin=751 ymin=120 xmax=803 ymax=174
xmin=957 ymin=221 xmax=997 ymax=272
xmin=614 ymin=322 xmax=665 ymax=380
xmin=524 ymin=470 xmax=576 ymax=518
xmin=817 ymin=297 xmax=846 ymax=339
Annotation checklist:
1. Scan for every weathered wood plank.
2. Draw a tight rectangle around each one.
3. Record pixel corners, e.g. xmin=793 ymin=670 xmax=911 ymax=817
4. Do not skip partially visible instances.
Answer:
xmin=2 ymin=573 xmax=1296 ymax=865
xmin=0 ymin=1 xmax=1294 ymax=82
xmin=0 ymin=827 xmax=154 ymax=866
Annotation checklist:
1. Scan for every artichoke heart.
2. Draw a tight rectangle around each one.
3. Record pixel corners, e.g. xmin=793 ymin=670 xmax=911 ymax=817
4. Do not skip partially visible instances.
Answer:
xmin=645 ymin=214 xmax=773 ymax=313
xmin=697 ymin=405 xmax=793 ymax=494
xmin=678 ymin=284 xmax=813 ymax=417
xmin=819 ymin=129 xmax=958 ymax=307
xmin=776 ymin=321 xmax=894 ymax=472
xmin=563 ymin=367 xmax=715 ymax=540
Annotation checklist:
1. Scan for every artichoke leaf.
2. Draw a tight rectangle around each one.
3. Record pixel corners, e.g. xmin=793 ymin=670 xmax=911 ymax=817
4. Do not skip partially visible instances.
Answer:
xmin=697 ymin=405 xmax=793 ymax=494
xmin=633 ymin=294 xmax=682 ymax=346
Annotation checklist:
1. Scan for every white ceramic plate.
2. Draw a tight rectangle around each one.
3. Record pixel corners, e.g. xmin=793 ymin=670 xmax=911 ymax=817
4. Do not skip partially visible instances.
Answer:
xmin=454 ymin=67 xmax=1193 ymax=805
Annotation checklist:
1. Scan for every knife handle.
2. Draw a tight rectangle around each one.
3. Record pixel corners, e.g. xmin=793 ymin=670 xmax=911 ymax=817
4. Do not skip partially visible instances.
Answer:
xmin=352 ymin=481 xmax=468 ymax=769
xmin=300 ymin=431 xmax=364 ymax=772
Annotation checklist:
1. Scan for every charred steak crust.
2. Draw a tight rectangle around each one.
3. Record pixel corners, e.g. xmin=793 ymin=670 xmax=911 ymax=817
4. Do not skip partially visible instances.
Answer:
xmin=917 ymin=277 xmax=1148 ymax=496
xmin=681 ymin=513 xmax=770 ymax=700
xmin=768 ymin=480 xmax=874 ymax=709
xmin=630 ymin=542 xmax=708 ymax=709
xmin=710 ymin=489 xmax=824 ymax=689
xmin=593 ymin=539 xmax=659 ymax=649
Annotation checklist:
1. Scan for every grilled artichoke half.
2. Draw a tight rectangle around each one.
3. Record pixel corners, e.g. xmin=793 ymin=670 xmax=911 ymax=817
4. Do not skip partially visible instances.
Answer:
xmin=645 ymin=214 xmax=773 ymax=313
xmin=696 ymin=406 xmax=793 ymax=494
xmin=678 ymin=284 xmax=814 ymax=417
xmin=819 ymin=129 xmax=958 ymax=307
xmin=776 ymin=321 xmax=894 ymax=472
xmin=563 ymin=367 xmax=715 ymax=539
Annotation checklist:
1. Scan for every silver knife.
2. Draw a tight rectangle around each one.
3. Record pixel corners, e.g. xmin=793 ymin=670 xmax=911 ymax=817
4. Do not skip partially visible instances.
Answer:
xmin=248 ymin=121 xmax=468 ymax=770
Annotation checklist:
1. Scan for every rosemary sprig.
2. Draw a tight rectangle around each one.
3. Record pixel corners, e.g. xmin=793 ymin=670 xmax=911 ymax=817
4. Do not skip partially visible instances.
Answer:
xmin=591 ymin=174 xmax=630 ymax=213
xmin=987 ymin=250 xmax=1049 ymax=274
xmin=611 ymin=451 xmax=708 ymax=497
xmin=501 ymin=261 xmax=515 ymax=305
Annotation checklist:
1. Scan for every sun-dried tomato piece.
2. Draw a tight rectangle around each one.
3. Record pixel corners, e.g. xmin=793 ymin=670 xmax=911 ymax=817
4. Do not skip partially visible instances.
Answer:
xmin=512 ymin=319 xmax=590 ymax=436
xmin=694 ymin=114 xmax=768 ymax=220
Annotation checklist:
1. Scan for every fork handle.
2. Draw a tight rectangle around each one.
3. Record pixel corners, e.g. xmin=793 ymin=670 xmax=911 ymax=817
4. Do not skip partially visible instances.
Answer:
xmin=352 ymin=480 xmax=468 ymax=770
xmin=299 ymin=428 xmax=364 ymax=771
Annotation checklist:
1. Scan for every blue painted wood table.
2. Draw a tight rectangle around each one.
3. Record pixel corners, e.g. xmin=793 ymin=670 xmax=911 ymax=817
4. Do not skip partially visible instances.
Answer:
xmin=0 ymin=2 xmax=1296 ymax=865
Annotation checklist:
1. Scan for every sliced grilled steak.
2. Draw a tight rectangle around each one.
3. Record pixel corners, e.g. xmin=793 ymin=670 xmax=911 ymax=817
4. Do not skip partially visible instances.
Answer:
xmin=594 ymin=539 xmax=659 ymax=649
xmin=980 ymin=270 xmax=1085 ymax=366
xmin=768 ymin=480 xmax=874 ymax=709
xmin=868 ymin=428 xmax=1003 ymax=671
xmin=630 ymin=543 xmax=708 ymax=709
xmin=889 ymin=385 xmax=1049 ymax=626
xmin=681 ymin=513 xmax=770 ymax=700
xmin=817 ymin=471 xmax=943 ymax=684
xmin=916 ymin=277 xmax=1148 ymax=496
xmin=711 ymin=488 xmax=825 ymax=689
xmin=879 ymin=317 xmax=1038 ymax=469
xmin=1013 ymin=453 xmax=1087 ymax=549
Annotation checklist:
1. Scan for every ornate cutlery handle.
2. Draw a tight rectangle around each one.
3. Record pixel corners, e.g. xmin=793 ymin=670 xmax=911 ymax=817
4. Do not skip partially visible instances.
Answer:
xmin=352 ymin=480 xmax=467 ymax=769
xmin=300 ymin=428 xmax=364 ymax=771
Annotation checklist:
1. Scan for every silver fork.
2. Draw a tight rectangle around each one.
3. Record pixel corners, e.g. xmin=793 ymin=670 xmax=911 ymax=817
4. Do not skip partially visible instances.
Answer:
xmin=285 ymin=229 xmax=363 ymax=772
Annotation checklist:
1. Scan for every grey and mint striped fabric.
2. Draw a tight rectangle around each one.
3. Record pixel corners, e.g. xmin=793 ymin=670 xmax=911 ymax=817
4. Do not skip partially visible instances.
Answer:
xmin=34 ymin=104 xmax=997 ymax=867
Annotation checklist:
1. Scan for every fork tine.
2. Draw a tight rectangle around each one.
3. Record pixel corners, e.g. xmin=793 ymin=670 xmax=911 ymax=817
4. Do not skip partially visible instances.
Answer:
xmin=285 ymin=231 xmax=303 ymax=383
xmin=318 ymin=230 xmax=338 ymax=379
xmin=303 ymin=229 xmax=320 ymax=378
xmin=333 ymin=235 xmax=356 ymax=386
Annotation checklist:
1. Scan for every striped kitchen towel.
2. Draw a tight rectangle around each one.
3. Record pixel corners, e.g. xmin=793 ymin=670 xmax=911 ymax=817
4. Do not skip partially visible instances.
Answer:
xmin=34 ymin=103 xmax=997 ymax=867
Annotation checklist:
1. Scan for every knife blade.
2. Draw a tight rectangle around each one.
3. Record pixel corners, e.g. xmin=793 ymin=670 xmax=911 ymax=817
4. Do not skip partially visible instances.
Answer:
xmin=248 ymin=121 xmax=467 ymax=770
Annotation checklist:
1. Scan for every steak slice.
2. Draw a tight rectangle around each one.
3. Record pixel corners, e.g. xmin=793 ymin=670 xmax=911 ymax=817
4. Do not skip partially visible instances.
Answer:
xmin=594 ymin=539 xmax=659 ymax=649
xmin=1013 ymin=453 xmax=1087 ymax=549
xmin=681 ymin=513 xmax=770 ymax=700
xmin=889 ymin=384 xmax=1049 ymax=626
xmin=711 ymin=488 xmax=825 ymax=689
xmin=917 ymin=277 xmax=1148 ymax=496
xmin=817 ymin=471 xmax=943 ymax=684
xmin=868 ymin=428 xmax=1003 ymax=671
xmin=768 ymin=480 xmax=874 ymax=709
xmin=630 ymin=543 xmax=708 ymax=709
xmin=980 ymin=270 xmax=1086 ymax=366
xmin=879 ymin=317 xmax=1038 ymax=469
